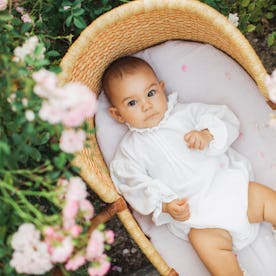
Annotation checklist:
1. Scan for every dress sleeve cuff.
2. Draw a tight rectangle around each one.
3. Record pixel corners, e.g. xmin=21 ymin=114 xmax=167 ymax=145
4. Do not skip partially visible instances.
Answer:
xmin=152 ymin=195 xmax=177 ymax=226
xmin=195 ymin=114 xmax=228 ymax=153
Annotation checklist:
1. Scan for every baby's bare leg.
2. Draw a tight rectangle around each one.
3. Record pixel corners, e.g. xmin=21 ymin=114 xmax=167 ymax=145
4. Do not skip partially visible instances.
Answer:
xmin=188 ymin=228 xmax=243 ymax=276
xmin=248 ymin=181 xmax=276 ymax=224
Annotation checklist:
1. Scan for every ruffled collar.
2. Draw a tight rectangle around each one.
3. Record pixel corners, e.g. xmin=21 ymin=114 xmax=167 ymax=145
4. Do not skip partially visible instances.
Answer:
xmin=127 ymin=92 xmax=178 ymax=133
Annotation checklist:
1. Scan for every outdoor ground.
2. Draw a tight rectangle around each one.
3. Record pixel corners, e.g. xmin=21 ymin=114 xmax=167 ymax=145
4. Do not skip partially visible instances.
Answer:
xmin=89 ymin=25 xmax=276 ymax=276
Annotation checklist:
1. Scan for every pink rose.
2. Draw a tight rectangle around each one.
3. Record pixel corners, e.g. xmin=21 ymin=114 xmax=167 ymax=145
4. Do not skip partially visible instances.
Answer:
xmin=0 ymin=0 xmax=7 ymax=11
xmin=65 ymin=253 xmax=86 ymax=271
xmin=66 ymin=177 xmax=87 ymax=202
xmin=63 ymin=200 xmax=79 ymax=220
xmin=86 ymin=230 xmax=105 ymax=261
xmin=44 ymin=226 xmax=55 ymax=237
xmin=21 ymin=13 xmax=32 ymax=23
xmin=39 ymin=100 xmax=65 ymax=124
xmin=59 ymin=129 xmax=86 ymax=154
xmin=59 ymin=82 xmax=97 ymax=127
xmin=50 ymin=236 xmax=73 ymax=263
xmin=70 ymin=225 xmax=83 ymax=237
xmin=88 ymin=255 xmax=111 ymax=276
xmin=79 ymin=199 xmax=94 ymax=221
xmin=62 ymin=200 xmax=79 ymax=230
xmin=104 ymin=230 xmax=115 ymax=244
xmin=10 ymin=223 xmax=53 ymax=274
xmin=33 ymin=69 xmax=58 ymax=98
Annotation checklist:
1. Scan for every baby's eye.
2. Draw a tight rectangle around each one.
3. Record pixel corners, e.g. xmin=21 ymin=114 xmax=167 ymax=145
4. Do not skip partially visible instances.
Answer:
xmin=128 ymin=100 xmax=137 ymax=106
xmin=147 ymin=90 xmax=156 ymax=97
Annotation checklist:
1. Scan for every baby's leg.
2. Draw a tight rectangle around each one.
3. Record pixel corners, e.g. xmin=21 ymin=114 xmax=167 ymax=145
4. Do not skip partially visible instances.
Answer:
xmin=248 ymin=181 xmax=276 ymax=225
xmin=188 ymin=228 xmax=243 ymax=276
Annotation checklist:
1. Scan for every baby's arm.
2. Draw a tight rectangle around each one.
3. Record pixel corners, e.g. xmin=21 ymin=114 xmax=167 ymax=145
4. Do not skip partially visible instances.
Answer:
xmin=180 ymin=103 xmax=240 ymax=154
xmin=184 ymin=129 xmax=213 ymax=150
xmin=162 ymin=198 xmax=190 ymax=221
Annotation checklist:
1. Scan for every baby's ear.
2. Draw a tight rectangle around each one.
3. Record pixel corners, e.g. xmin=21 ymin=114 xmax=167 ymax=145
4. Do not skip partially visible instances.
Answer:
xmin=160 ymin=80 xmax=165 ymax=89
xmin=108 ymin=107 xmax=125 ymax=123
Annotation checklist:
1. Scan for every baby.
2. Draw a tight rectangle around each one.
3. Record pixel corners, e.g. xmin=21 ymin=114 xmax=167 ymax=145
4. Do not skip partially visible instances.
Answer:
xmin=102 ymin=56 xmax=276 ymax=276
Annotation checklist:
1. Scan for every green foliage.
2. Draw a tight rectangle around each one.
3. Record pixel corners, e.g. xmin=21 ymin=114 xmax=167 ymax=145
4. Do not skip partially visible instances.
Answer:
xmin=0 ymin=0 xmax=126 ymax=274
xmin=235 ymin=0 xmax=275 ymax=36
xmin=200 ymin=0 xmax=276 ymax=47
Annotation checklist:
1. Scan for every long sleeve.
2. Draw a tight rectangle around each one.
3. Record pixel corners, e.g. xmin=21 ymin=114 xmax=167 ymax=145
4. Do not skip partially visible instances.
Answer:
xmin=188 ymin=103 xmax=240 ymax=155
xmin=110 ymin=157 xmax=178 ymax=225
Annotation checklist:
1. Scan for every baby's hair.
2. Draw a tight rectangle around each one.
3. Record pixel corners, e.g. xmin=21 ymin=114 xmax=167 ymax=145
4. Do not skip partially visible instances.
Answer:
xmin=102 ymin=56 xmax=155 ymax=104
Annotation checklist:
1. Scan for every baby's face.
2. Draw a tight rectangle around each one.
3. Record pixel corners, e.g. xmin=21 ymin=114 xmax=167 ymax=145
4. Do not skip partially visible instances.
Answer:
xmin=108 ymin=66 xmax=167 ymax=129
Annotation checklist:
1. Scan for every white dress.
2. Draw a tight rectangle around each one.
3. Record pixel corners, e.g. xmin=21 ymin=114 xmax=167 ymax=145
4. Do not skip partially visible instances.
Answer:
xmin=110 ymin=93 xmax=260 ymax=250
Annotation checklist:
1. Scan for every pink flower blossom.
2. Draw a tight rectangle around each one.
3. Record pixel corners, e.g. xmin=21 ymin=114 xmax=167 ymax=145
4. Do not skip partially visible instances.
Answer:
xmin=21 ymin=13 xmax=32 ymax=23
xmin=16 ymin=6 xmax=24 ymax=14
xmin=13 ymin=36 xmax=45 ymax=62
xmin=0 ymin=0 xmax=7 ymax=11
xmin=66 ymin=177 xmax=88 ymax=202
xmin=266 ymin=69 xmax=276 ymax=103
xmin=86 ymin=230 xmax=105 ymax=261
xmin=59 ymin=82 xmax=97 ymax=127
xmin=11 ymin=223 xmax=40 ymax=250
xmin=10 ymin=223 xmax=53 ymax=274
xmin=34 ymin=74 xmax=97 ymax=127
xmin=33 ymin=69 xmax=58 ymax=98
xmin=65 ymin=253 xmax=86 ymax=271
xmin=59 ymin=129 xmax=86 ymax=153
xmin=70 ymin=225 xmax=83 ymax=237
xmin=63 ymin=200 xmax=79 ymax=220
xmin=44 ymin=226 xmax=55 ymax=238
xmin=88 ymin=255 xmax=111 ymax=276
xmin=104 ymin=230 xmax=115 ymax=244
xmin=39 ymin=99 xmax=65 ymax=124
xmin=50 ymin=236 xmax=74 ymax=263
xmin=62 ymin=200 xmax=79 ymax=230
xmin=79 ymin=199 xmax=94 ymax=221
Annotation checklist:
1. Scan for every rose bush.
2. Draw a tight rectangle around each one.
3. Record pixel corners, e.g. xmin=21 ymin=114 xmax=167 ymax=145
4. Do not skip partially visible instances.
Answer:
xmin=0 ymin=0 xmax=123 ymax=275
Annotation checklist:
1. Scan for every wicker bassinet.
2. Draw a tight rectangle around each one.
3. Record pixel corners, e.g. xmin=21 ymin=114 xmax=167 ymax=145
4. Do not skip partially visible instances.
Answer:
xmin=60 ymin=0 xmax=269 ymax=275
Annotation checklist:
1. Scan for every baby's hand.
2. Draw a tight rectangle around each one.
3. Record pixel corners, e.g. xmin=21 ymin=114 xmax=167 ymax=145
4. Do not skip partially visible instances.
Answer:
xmin=162 ymin=198 xmax=190 ymax=221
xmin=184 ymin=129 xmax=213 ymax=150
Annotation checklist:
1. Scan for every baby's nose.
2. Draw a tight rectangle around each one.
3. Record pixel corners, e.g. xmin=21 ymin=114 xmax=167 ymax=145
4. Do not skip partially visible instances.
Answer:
xmin=142 ymin=100 xmax=152 ymax=111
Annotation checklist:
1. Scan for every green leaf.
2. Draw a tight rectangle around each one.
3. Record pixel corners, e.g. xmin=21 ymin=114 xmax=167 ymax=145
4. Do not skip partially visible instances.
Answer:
xmin=73 ymin=16 xmax=86 ymax=29
xmin=46 ymin=50 xmax=60 ymax=57
xmin=21 ymin=22 xmax=32 ymax=34
xmin=248 ymin=3 xmax=255 ymax=11
xmin=241 ymin=0 xmax=250 ymax=7
xmin=49 ymin=170 xmax=61 ymax=180
xmin=267 ymin=32 xmax=276 ymax=47
xmin=65 ymin=15 xmax=73 ymax=27
xmin=54 ymin=152 xmax=67 ymax=169
xmin=247 ymin=24 xmax=256 ymax=32
xmin=265 ymin=12 xmax=274 ymax=19
xmin=3 ymin=24 xmax=13 ymax=31
xmin=0 ymin=12 xmax=13 ymax=21
xmin=73 ymin=8 xmax=85 ymax=17
xmin=0 ymin=141 xmax=10 ymax=155
xmin=25 ymin=146 xmax=41 ymax=162
xmin=49 ymin=65 xmax=62 ymax=74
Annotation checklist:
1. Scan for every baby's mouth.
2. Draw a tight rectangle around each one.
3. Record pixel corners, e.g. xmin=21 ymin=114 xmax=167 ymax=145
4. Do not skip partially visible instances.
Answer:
xmin=145 ymin=113 xmax=159 ymax=121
